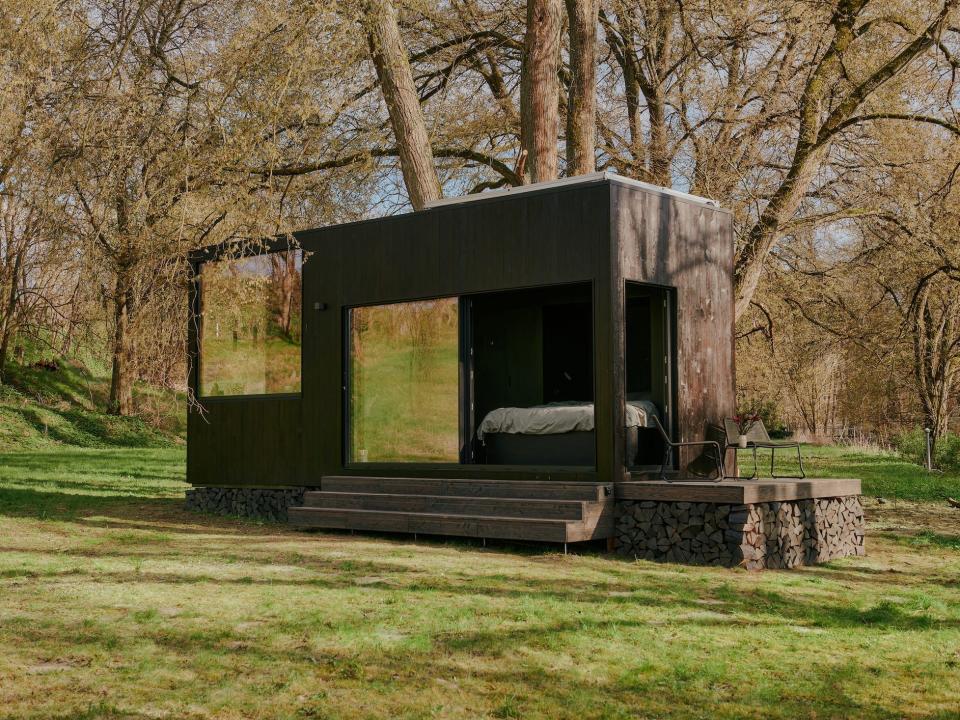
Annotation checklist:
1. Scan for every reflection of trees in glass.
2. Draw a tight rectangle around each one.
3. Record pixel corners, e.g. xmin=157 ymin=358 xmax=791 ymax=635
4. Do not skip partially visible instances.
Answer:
xmin=350 ymin=298 xmax=459 ymax=462
xmin=200 ymin=250 xmax=302 ymax=396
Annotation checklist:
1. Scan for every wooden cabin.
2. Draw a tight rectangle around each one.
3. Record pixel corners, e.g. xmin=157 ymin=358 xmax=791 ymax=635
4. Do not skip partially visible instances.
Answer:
xmin=187 ymin=171 xmax=738 ymax=547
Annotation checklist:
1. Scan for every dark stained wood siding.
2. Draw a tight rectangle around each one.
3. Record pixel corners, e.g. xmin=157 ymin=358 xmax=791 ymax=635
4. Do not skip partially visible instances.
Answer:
xmin=189 ymin=182 xmax=612 ymax=486
xmin=187 ymin=178 xmax=734 ymax=487
xmin=187 ymin=396 xmax=303 ymax=485
xmin=610 ymin=183 xmax=736 ymax=467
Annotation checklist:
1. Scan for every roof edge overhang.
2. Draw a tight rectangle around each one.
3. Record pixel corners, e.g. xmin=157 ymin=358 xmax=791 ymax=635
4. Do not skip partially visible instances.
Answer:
xmin=424 ymin=170 xmax=723 ymax=212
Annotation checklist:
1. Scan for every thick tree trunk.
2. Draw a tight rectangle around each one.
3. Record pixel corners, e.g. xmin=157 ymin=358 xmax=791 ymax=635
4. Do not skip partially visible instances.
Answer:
xmin=364 ymin=0 xmax=441 ymax=210
xmin=733 ymin=145 xmax=827 ymax=319
xmin=646 ymin=93 xmax=670 ymax=186
xmin=520 ymin=0 xmax=563 ymax=183
xmin=564 ymin=0 xmax=599 ymax=175
xmin=108 ymin=276 xmax=134 ymax=416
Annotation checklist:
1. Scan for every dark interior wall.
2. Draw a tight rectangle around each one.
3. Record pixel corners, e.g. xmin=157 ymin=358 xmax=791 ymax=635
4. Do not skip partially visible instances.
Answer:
xmin=470 ymin=283 xmax=593 ymax=422
xmin=469 ymin=283 xmax=593 ymax=462
xmin=542 ymin=301 xmax=593 ymax=402
xmin=471 ymin=299 xmax=543 ymax=421
xmin=611 ymin=183 xmax=735 ymax=469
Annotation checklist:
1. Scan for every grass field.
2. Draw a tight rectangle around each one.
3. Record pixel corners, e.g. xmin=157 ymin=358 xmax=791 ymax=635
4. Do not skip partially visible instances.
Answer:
xmin=1 ymin=446 xmax=959 ymax=719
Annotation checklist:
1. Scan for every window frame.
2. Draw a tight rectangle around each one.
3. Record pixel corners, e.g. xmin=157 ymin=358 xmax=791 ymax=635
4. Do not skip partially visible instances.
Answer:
xmin=194 ymin=247 xmax=305 ymax=402
xmin=340 ymin=281 xmax=599 ymax=470
xmin=342 ymin=293 xmax=462 ymax=465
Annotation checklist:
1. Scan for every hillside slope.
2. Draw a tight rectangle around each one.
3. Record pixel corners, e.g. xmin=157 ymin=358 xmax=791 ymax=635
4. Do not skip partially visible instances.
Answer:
xmin=0 ymin=359 xmax=184 ymax=452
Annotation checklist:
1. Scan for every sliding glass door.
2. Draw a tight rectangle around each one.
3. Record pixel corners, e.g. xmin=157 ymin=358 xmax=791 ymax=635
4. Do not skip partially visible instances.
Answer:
xmin=348 ymin=297 xmax=460 ymax=463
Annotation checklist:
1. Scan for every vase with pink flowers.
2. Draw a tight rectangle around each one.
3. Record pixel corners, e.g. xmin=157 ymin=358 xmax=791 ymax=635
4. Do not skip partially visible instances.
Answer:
xmin=732 ymin=411 xmax=760 ymax=448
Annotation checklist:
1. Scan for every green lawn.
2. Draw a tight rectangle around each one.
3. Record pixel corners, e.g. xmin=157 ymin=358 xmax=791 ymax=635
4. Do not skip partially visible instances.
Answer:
xmin=1 ymin=446 xmax=959 ymax=719
xmin=754 ymin=443 xmax=960 ymax=501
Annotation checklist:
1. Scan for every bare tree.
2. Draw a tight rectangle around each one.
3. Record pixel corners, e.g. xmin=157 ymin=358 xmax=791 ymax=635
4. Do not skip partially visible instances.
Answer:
xmin=732 ymin=0 xmax=960 ymax=319
xmin=520 ymin=0 xmax=564 ymax=182
xmin=909 ymin=269 xmax=960 ymax=451
xmin=363 ymin=0 xmax=442 ymax=209
xmin=565 ymin=0 xmax=599 ymax=175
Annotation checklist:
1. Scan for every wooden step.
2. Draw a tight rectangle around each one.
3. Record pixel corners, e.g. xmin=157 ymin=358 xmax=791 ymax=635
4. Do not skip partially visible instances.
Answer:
xmin=288 ymin=506 xmax=613 ymax=543
xmin=320 ymin=476 xmax=612 ymax=501
xmin=302 ymin=491 xmax=589 ymax=520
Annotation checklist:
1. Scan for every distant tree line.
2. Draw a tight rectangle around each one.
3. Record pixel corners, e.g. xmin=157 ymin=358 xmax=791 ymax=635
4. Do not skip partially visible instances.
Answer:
xmin=0 ymin=0 xmax=958 ymax=453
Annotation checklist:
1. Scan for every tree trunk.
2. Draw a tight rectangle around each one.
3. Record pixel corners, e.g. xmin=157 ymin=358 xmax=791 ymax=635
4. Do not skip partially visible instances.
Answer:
xmin=565 ymin=0 xmax=599 ymax=175
xmin=0 ymin=239 xmax=25 ymax=384
xmin=911 ymin=275 xmax=960 ymax=459
xmin=364 ymin=0 xmax=441 ymax=210
xmin=520 ymin=0 xmax=563 ymax=183
xmin=270 ymin=251 xmax=296 ymax=338
xmin=108 ymin=275 xmax=134 ymax=416
xmin=646 ymin=92 xmax=670 ymax=186
xmin=733 ymin=144 xmax=828 ymax=320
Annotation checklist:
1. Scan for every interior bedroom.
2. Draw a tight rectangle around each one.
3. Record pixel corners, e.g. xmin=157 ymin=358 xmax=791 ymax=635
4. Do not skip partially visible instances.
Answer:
xmin=467 ymin=281 xmax=673 ymax=469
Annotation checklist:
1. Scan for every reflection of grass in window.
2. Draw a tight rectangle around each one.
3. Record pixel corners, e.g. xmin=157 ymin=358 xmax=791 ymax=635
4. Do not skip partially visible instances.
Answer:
xmin=200 ymin=252 xmax=302 ymax=397
xmin=352 ymin=301 xmax=459 ymax=462
xmin=201 ymin=335 xmax=300 ymax=396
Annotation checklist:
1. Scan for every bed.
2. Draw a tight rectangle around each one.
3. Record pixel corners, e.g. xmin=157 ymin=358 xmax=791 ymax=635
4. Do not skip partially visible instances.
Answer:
xmin=477 ymin=399 xmax=660 ymax=466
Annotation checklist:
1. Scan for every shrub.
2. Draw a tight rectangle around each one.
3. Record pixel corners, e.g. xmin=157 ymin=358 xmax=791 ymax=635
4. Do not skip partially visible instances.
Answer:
xmin=894 ymin=427 xmax=960 ymax=472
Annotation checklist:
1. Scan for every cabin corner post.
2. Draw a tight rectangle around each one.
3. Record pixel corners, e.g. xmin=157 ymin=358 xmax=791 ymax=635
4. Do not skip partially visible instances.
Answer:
xmin=601 ymin=186 xmax=628 ymax=483
xmin=186 ymin=255 xmax=202 ymax=485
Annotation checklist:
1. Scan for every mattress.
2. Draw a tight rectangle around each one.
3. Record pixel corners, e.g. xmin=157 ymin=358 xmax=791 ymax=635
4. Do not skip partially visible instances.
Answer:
xmin=477 ymin=400 xmax=658 ymax=440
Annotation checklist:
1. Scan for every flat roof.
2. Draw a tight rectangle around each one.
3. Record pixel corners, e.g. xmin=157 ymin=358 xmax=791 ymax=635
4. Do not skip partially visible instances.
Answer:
xmin=424 ymin=170 xmax=722 ymax=211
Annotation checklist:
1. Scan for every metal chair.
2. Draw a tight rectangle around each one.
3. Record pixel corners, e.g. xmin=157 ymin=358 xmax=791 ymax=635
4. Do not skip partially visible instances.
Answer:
xmin=651 ymin=415 xmax=725 ymax=482
xmin=721 ymin=419 xmax=805 ymax=479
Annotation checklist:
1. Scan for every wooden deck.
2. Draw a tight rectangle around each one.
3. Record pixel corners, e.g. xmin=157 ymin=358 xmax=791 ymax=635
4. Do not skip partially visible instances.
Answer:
xmin=287 ymin=476 xmax=862 ymax=546
xmin=288 ymin=476 xmax=615 ymax=543
xmin=616 ymin=477 xmax=862 ymax=504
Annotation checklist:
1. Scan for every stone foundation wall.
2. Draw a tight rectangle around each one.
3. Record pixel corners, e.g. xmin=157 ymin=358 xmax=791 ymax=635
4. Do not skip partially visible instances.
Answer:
xmin=615 ymin=496 xmax=864 ymax=569
xmin=185 ymin=487 xmax=311 ymax=522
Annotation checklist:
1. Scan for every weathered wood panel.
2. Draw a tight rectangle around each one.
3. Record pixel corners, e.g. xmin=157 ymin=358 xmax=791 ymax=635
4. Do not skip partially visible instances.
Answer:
xmin=614 ymin=478 xmax=862 ymax=503
xmin=610 ymin=184 xmax=735 ymax=470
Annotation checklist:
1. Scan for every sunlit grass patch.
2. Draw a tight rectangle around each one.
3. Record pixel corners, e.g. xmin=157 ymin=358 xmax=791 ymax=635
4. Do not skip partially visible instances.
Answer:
xmin=1 ymin=448 xmax=959 ymax=718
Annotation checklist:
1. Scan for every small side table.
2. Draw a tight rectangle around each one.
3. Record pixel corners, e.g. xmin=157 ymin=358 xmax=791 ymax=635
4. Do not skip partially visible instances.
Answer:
xmin=725 ymin=443 xmax=760 ymax=480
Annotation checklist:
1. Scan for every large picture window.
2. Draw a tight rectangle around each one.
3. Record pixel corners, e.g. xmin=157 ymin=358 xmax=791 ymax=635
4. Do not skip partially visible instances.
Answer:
xmin=349 ymin=297 xmax=459 ymax=463
xmin=199 ymin=250 xmax=302 ymax=397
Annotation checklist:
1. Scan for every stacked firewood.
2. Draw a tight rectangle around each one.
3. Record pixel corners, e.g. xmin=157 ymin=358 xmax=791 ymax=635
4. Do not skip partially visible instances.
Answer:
xmin=616 ymin=496 xmax=864 ymax=570
xmin=185 ymin=487 xmax=310 ymax=522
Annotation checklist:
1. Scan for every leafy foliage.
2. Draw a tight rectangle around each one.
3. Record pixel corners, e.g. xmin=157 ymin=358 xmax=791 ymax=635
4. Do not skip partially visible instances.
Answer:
xmin=895 ymin=427 xmax=960 ymax=473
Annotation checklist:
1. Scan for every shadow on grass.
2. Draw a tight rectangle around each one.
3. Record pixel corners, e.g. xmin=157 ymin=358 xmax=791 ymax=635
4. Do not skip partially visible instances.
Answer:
xmin=900 ymin=530 xmax=960 ymax=551
xmin=3 ymin=405 xmax=169 ymax=449
xmin=1 ymin=528 xmax=954 ymax=634
xmin=8 ymin=589 xmax=956 ymax=720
